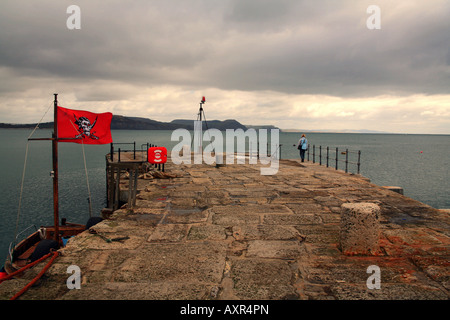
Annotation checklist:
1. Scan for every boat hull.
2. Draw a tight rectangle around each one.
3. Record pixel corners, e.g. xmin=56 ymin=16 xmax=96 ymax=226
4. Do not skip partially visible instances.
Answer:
xmin=4 ymin=224 xmax=85 ymax=275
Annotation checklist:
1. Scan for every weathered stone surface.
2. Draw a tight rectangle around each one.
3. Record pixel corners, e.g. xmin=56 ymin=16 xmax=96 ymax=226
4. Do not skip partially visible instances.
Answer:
xmin=264 ymin=213 xmax=323 ymax=225
xmin=232 ymin=225 xmax=302 ymax=241
xmin=2 ymin=156 xmax=448 ymax=301
xmin=147 ymin=224 xmax=190 ymax=242
xmin=247 ymin=240 xmax=304 ymax=259
xmin=111 ymin=241 xmax=227 ymax=284
xmin=187 ymin=224 xmax=227 ymax=241
xmin=340 ymin=202 xmax=381 ymax=255
xmin=229 ymin=258 xmax=298 ymax=300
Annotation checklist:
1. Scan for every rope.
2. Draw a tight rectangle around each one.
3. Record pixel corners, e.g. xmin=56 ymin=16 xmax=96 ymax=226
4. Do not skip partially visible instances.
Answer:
xmin=0 ymin=251 xmax=55 ymax=284
xmin=13 ymin=103 xmax=53 ymax=245
xmin=9 ymin=251 xmax=59 ymax=300
xmin=81 ymin=141 xmax=93 ymax=217
xmin=14 ymin=142 xmax=30 ymax=246
xmin=67 ymin=118 xmax=93 ymax=218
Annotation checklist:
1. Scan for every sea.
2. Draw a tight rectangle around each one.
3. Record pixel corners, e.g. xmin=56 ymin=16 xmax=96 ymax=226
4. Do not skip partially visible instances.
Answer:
xmin=0 ymin=128 xmax=449 ymax=260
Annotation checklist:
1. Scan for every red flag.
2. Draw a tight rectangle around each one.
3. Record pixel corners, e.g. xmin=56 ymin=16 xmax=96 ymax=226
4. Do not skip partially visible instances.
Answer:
xmin=57 ymin=106 xmax=113 ymax=144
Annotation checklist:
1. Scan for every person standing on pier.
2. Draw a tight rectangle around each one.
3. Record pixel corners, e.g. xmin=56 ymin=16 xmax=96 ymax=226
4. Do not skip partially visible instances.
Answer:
xmin=297 ymin=134 xmax=308 ymax=162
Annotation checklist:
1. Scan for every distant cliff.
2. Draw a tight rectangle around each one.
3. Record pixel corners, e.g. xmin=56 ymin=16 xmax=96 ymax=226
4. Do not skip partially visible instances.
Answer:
xmin=113 ymin=116 xmax=250 ymax=130
xmin=0 ymin=115 xmax=257 ymax=131
xmin=110 ymin=115 xmax=189 ymax=130
xmin=171 ymin=119 xmax=248 ymax=131
xmin=0 ymin=122 xmax=53 ymax=129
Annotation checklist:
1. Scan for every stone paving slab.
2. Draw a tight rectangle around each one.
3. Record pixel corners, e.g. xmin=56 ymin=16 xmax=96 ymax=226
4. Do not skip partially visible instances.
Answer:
xmin=1 ymin=157 xmax=449 ymax=300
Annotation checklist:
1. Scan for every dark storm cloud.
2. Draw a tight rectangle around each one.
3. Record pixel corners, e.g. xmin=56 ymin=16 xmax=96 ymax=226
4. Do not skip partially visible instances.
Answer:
xmin=217 ymin=0 xmax=450 ymax=96
xmin=0 ymin=0 xmax=449 ymax=134
xmin=1 ymin=0 xmax=449 ymax=98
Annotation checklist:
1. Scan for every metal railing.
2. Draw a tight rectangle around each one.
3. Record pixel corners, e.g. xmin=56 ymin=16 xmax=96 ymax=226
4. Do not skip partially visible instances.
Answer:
xmin=109 ymin=141 xmax=284 ymax=166
xmin=110 ymin=142 xmax=137 ymax=162
xmin=307 ymin=145 xmax=361 ymax=174
xmin=109 ymin=142 xmax=165 ymax=171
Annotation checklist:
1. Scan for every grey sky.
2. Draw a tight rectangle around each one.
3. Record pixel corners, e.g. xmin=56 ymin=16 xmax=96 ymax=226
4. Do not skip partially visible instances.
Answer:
xmin=0 ymin=0 xmax=449 ymax=133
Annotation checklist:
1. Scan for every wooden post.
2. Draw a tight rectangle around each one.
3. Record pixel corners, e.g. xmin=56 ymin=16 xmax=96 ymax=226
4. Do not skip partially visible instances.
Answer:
xmin=108 ymin=165 xmax=115 ymax=209
xmin=114 ymin=167 xmax=120 ymax=210
xmin=52 ymin=94 xmax=60 ymax=244
xmin=132 ymin=167 xmax=138 ymax=208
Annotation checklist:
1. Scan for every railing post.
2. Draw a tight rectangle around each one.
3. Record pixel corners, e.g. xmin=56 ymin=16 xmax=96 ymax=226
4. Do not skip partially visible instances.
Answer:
xmin=133 ymin=142 xmax=136 ymax=160
xmin=345 ymin=148 xmax=349 ymax=173
xmin=326 ymin=146 xmax=329 ymax=168
xmin=319 ymin=146 xmax=322 ymax=165
xmin=114 ymin=167 xmax=120 ymax=210
xmin=307 ymin=144 xmax=310 ymax=161
xmin=110 ymin=143 xmax=114 ymax=162
xmin=357 ymin=150 xmax=361 ymax=174
xmin=257 ymin=142 xmax=260 ymax=159
xmin=118 ymin=148 xmax=121 ymax=162
xmin=335 ymin=147 xmax=338 ymax=170
xmin=312 ymin=145 xmax=315 ymax=163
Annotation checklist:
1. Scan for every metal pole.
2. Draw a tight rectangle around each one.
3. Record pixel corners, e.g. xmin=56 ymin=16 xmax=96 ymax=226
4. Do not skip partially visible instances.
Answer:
xmin=312 ymin=145 xmax=315 ymax=163
xmin=319 ymin=146 xmax=322 ymax=165
xmin=335 ymin=147 xmax=338 ymax=170
xmin=345 ymin=148 xmax=349 ymax=173
xmin=257 ymin=142 xmax=260 ymax=159
xmin=357 ymin=150 xmax=361 ymax=174
xmin=326 ymin=146 xmax=329 ymax=168
xmin=199 ymin=101 xmax=203 ymax=153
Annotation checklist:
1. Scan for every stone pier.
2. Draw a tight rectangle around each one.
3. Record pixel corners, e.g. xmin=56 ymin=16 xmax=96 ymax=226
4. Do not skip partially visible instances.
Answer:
xmin=0 ymin=155 xmax=449 ymax=300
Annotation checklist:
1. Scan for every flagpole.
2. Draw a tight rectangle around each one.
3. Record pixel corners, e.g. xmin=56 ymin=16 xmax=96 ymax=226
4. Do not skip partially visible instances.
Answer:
xmin=52 ymin=93 xmax=60 ymax=244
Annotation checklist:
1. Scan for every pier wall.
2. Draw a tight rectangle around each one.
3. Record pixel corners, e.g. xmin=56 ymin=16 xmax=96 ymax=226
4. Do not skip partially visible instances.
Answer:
xmin=1 ymin=154 xmax=448 ymax=300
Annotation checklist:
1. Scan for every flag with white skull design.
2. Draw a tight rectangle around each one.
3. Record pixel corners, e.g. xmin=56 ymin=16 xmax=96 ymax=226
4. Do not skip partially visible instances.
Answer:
xmin=57 ymin=106 xmax=113 ymax=144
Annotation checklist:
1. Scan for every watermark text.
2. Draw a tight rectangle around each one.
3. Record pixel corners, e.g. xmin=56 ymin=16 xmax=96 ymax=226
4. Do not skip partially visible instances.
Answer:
xmin=171 ymin=122 xmax=280 ymax=175
xmin=366 ymin=265 xmax=381 ymax=289
xmin=366 ymin=5 xmax=381 ymax=30
xmin=67 ymin=5 xmax=81 ymax=30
